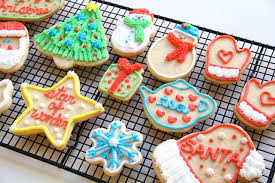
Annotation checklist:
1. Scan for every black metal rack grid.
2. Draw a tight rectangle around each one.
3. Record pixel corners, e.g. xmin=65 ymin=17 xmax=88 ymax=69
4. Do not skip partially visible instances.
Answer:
xmin=0 ymin=0 xmax=274 ymax=182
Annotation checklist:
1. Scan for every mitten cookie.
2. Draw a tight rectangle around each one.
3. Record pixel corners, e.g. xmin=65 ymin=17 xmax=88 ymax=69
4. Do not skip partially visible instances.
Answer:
xmin=98 ymin=58 xmax=144 ymax=102
xmin=147 ymin=23 xmax=199 ymax=82
xmin=0 ymin=79 xmax=13 ymax=114
xmin=0 ymin=21 xmax=29 ymax=73
xmin=85 ymin=121 xmax=143 ymax=176
xmin=234 ymin=78 xmax=275 ymax=130
xmin=140 ymin=79 xmax=216 ymax=132
xmin=9 ymin=71 xmax=104 ymax=150
xmin=153 ymin=124 xmax=265 ymax=183
xmin=0 ymin=0 xmax=64 ymax=22
xmin=204 ymin=35 xmax=252 ymax=84
xmin=111 ymin=8 xmax=156 ymax=57
xmin=34 ymin=3 xmax=109 ymax=69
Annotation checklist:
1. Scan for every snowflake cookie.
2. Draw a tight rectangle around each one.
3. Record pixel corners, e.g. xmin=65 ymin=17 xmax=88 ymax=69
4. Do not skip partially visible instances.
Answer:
xmin=85 ymin=121 xmax=143 ymax=176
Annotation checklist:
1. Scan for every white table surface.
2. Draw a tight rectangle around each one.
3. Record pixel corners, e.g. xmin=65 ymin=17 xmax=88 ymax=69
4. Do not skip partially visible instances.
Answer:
xmin=1 ymin=0 xmax=275 ymax=183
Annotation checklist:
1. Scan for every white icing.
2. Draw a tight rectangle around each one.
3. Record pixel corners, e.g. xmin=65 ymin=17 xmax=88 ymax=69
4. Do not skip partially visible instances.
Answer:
xmin=111 ymin=13 xmax=156 ymax=53
xmin=153 ymin=139 xmax=200 ymax=183
xmin=33 ymin=95 xmax=39 ymax=101
xmin=80 ymin=103 xmax=86 ymax=109
xmin=239 ymin=101 xmax=267 ymax=123
xmin=241 ymin=137 xmax=248 ymax=145
xmin=109 ymin=138 xmax=119 ymax=147
xmin=66 ymin=105 xmax=73 ymax=111
xmin=224 ymin=174 xmax=232 ymax=181
xmin=9 ymin=124 xmax=17 ymax=132
xmin=95 ymin=102 xmax=102 ymax=109
xmin=218 ymin=132 xmax=226 ymax=140
xmin=67 ymin=70 xmax=75 ymax=77
xmin=56 ymin=133 xmax=63 ymax=139
xmin=208 ymin=65 xmax=239 ymax=78
xmin=64 ymin=114 xmax=70 ymax=119
xmin=35 ymin=120 xmax=40 ymax=125
xmin=23 ymin=120 xmax=29 ymax=125
xmin=240 ymin=150 xmax=265 ymax=181
xmin=54 ymin=127 xmax=59 ymax=132
xmin=21 ymin=82 xmax=28 ymax=89
xmin=0 ymin=37 xmax=28 ymax=70
xmin=0 ymin=79 xmax=13 ymax=109
xmin=55 ymin=140 xmax=62 ymax=146
xmin=0 ymin=30 xmax=27 ymax=37
xmin=205 ymin=168 xmax=215 ymax=177
xmin=196 ymin=134 xmax=205 ymax=141
xmin=39 ymin=103 xmax=46 ymax=108
xmin=67 ymin=84 xmax=73 ymax=89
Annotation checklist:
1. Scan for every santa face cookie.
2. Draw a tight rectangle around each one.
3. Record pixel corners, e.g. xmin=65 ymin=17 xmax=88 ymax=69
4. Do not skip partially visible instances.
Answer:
xmin=99 ymin=58 xmax=144 ymax=102
xmin=140 ymin=79 xmax=216 ymax=132
xmin=0 ymin=79 xmax=13 ymax=114
xmin=153 ymin=124 xmax=265 ymax=183
xmin=147 ymin=23 xmax=199 ymax=82
xmin=85 ymin=121 xmax=143 ymax=176
xmin=9 ymin=71 xmax=104 ymax=150
xmin=0 ymin=21 xmax=29 ymax=73
xmin=234 ymin=78 xmax=275 ymax=130
xmin=204 ymin=35 xmax=252 ymax=84
xmin=0 ymin=0 xmax=64 ymax=22
xmin=34 ymin=3 xmax=109 ymax=69
xmin=111 ymin=8 xmax=156 ymax=58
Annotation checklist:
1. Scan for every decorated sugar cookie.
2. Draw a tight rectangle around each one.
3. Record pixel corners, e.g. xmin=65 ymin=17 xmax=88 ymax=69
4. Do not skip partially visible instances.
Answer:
xmin=147 ymin=23 xmax=199 ymax=82
xmin=204 ymin=35 xmax=252 ymax=84
xmin=234 ymin=78 xmax=275 ymax=130
xmin=0 ymin=79 xmax=13 ymax=114
xmin=140 ymin=79 xmax=216 ymax=132
xmin=98 ymin=58 xmax=144 ymax=101
xmin=9 ymin=71 xmax=104 ymax=150
xmin=153 ymin=124 xmax=265 ymax=183
xmin=0 ymin=21 xmax=29 ymax=73
xmin=111 ymin=8 xmax=156 ymax=57
xmin=34 ymin=3 xmax=109 ymax=69
xmin=0 ymin=0 xmax=64 ymax=22
xmin=85 ymin=121 xmax=143 ymax=176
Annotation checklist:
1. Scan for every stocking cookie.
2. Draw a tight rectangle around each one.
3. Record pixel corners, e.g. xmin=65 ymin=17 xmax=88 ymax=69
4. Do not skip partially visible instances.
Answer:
xmin=0 ymin=21 xmax=29 ymax=73
xmin=0 ymin=79 xmax=13 ymax=114
xmin=0 ymin=0 xmax=64 ymax=22
xmin=34 ymin=3 xmax=109 ymax=69
xmin=147 ymin=23 xmax=199 ymax=82
xmin=140 ymin=79 xmax=216 ymax=132
xmin=204 ymin=35 xmax=252 ymax=84
xmin=234 ymin=78 xmax=275 ymax=130
xmin=98 ymin=58 xmax=144 ymax=102
xmin=85 ymin=121 xmax=143 ymax=176
xmin=9 ymin=71 xmax=104 ymax=150
xmin=111 ymin=8 xmax=156 ymax=57
xmin=153 ymin=124 xmax=265 ymax=183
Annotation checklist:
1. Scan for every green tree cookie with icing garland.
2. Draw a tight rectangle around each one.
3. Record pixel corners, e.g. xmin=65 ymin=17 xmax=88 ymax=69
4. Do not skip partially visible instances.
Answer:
xmin=99 ymin=58 xmax=144 ymax=102
xmin=34 ymin=3 xmax=109 ymax=69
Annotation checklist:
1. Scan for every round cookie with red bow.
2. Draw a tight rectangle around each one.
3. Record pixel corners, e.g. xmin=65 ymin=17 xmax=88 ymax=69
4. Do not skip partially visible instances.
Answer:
xmin=99 ymin=58 xmax=144 ymax=102
xmin=153 ymin=124 xmax=265 ymax=183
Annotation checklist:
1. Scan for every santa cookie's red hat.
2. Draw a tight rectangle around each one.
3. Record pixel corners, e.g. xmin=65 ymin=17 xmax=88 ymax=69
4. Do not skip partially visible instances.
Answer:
xmin=0 ymin=21 xmax=27 ymax=37
xmin=129 ymin=8 xmax=154 ymax=21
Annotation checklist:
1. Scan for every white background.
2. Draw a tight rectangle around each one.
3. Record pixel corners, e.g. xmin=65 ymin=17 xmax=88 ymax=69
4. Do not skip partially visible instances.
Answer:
xmin=1 ymin=0 xmax=274 ymax=183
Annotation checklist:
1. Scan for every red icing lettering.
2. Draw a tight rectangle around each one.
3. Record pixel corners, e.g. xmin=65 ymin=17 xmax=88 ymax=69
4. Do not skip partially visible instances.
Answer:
xmin=192 ymin=144 xmax=204 ymax=159
xmin=220 ymin=148 xmax=232 ymax=163
xmin=44 ymin=86 xmax=76 ymax=104
xmin=48 ymin=101 xmax=64 ymax=116
xmin=204 ymin=147 xmax=220 ymax=161
xmin=180 ymin=139 xmax=196 ymax=153
xmin=226 ymin=152 xmax=241 ymax=167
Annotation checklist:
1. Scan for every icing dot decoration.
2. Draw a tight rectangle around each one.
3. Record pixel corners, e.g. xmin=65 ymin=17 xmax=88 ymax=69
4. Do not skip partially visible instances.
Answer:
xmin=240 ymin=147 xmax=244 ymax=152
xmin=60 ymin=35 xmax=64 ymax=40
xmin=200 ymin=164 xmax=203 ymax=168
xmin=7 ymin=45 xmax=13 ymax=50
xmin=241 ymin=137 xmax=248 ymax=144
xmin=77 ymin=32 xmax=87 ymax=41
xmin=64 ymin=24 xmax=72 ymax=31
xmin=88 ymin=23 xmax=97 ymax=30
xmin=75 ymin=28 xmax=79 ymax=32
xmin=232 ymin=134 xmax=237 ymax=139
xmin=209 ymin=138 xmax=213 ymax=143
xmin=76 ymin=13 xmax=86 ymax=21
xmin=205 ymin=168 xmax=215 ymax=177
xmin=222 ymin=167 xmax=227 ymax=172
xmin=64 ymin=39 xmax=73 ymax=47
xmin=196 ymin=134 xmax=205 ymax=141
xmin=49 ymin=29 xmax=57 ymax=37
xmin=218 ymin=132 xmax=226 ymax=140
xmin=92 ymin=40 xmax=102 ymax=49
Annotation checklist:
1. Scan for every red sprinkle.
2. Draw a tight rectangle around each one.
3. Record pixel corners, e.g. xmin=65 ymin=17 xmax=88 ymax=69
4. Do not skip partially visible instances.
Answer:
xmin=117 ymin=88 xmax=122 ymax=92
xmin=188 ymin=155 xmax=191 ymax=160
xmin=114 ymin=70 xmax=119 ymax=74
xmin=107 ymin=72 xmax=112 ymax=76
xmin=45 ymin=40 xmax=49 ymax=44
xmin=125 ymin=79 xmax=130 ymax=83
xmin=127 ymin=84 xmax=131 ymax=88
xmin=93 ymin=52 xmax=97 ymax=56
xmin=94 ymin=34 xmax=97 ymax=38
xmin=108 ymin=79 xmax=112 ymax=84
xmin=60 ymin=35 xmax=64 ymax=40
xmin=83 ymin=44 xmax=87 ymax=48
xmin=240 ymin=147 xmax=244 ymax=152
xmin=209 ymin=138 xmax=213 ymax=143
xmin=222 ymin=167 xmax=227 ymax=172
xmin=232 ymin=134 xmax=237 ymax=139
xmin=56 ymin=25 xmax=60 ymax=29
xmin=181 ymin=23 xmax=186 ymax=29
xmin=75 ymin=28 xmax=79 ymax=32
xmin=89 ymin=18 xmax=93 ymax=22
xmin=7 ymin=45 xmax=13 ymax=50
xmin=200 ymin=164 xmax=203 ymax=168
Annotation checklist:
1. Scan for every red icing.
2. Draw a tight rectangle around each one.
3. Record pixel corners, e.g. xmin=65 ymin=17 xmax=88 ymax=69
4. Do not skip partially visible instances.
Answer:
xmin=188 ymin=155 xmax=192 ymax=160
xmin=148 ymin=96 xmax=156 ymax=103
xmin=125 ymin=79 xmax=130 ymax=83
xmin=188 ymin=104 xmax=198 ymax=111
xmin=114 ymin=70 xmax=119 ymax=74
xmin=220 ymin=148 xmax=232 ymax=163
xmin=94 ymin=34 xmax=97 ymax=38
xmin=60 ymin=35 xmax=64 ymax=40
xmin=107 ymin=79 xmax=112 ymax=84
xmin=48 ymin=101 xmax=64 ymax=115
xmin=168 ymin=116 xmax=177 ymax=123
xmin=188 ymin=94 xmax=198 ymax=102
xmin=209 ymin=138 xmax=213 ymax=143
xmin=217 ymin=49 xmax=234 ymax=64
xmin=164 ymin=88 xmax=173 ymax=95
xmin=240 ymin=147 xmax=244 ymax=152
xmin=0 ymin=21 xmax=25 ymax=31
xmin=0 ymin=3 xmax=53 ymax=16
xmin=182 ymin=115 xmax=191 ymax=122
xmin=56 ymin=25 xmax=60 ymax=29
xmin=44 ymin=86 xmax=76 ymax=104
xmin=45 ymin=40 xmax=49 ymax=44
xmin=205 ymin=35 xmax=252 ymax=81
xmin=181 ymin=23 xmax=186 ymax=29
xmin=226 ymin=153 xmax=241 ymax=168
xmin=108 ymin=58 xmax=142 ymax=94
xmin=232 ymin=134 xmax=237 ymax=139
xmin=204 ymin=147 xmax=219 ymax=161
xmin=236 ymin=78 xmax=275 ymax=127
xmin=93 ymin=52 xmax=97 ymax=56
xmin=107 ymin=72 xmax=112 ymax=76
xmin=89 ymin=18 xmax=93 ymax=22
xmin=222 ymin=167 xmax=227 ymax=172
xmin=166 ymin=32 xmax=194 ymax=63
xmin=156 ymin=109 xmax=165 ymax=117
xmin=7 ymin=45 xmax=13 ymax=50
xmin=83 ymin=44 xmax=87 ymax=48
xmin=75 ymin=28 xmax=79 ymax=32
xmin=127 ymin=84 xmax=131 ymax=88
xmin=192 ymin=144 xmax=204 ymax=159
xmin=117 ymin=88 xmax=122 ymax=92
xmin=176 ymin=95 xmax=184 ymax=101
xmin=200 ymin=164 xmax=203 ymax=168
xmin=129 ymin=8 xmax=154 ymax=21
xmin=260 ymin=91 xmax=275 ymax=105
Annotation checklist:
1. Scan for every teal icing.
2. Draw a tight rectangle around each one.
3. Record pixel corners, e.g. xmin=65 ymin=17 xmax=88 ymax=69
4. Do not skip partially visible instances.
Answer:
xmin=176 ymin=23 xmax=199 ymax=38
xmin=140 ymin=79 xmax=217 ymax=130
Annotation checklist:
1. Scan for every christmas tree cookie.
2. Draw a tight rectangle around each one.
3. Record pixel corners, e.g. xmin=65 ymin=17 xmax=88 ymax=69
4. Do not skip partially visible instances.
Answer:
xmin=34 ymin=3 xmax=109 ymax=69
xmin=98 ymin=58 xmax=144 ymax=102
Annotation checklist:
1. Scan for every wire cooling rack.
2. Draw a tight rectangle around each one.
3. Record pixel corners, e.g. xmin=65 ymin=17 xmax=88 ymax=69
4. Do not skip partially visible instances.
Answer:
xmin=0 ymin=0 xmax=274 ymax=182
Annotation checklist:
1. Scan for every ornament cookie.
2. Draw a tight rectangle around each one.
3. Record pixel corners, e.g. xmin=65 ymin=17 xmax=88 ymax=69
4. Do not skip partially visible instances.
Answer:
xmin=34 ymin=3 xmax=109 ymax=69
xmin=98 ymin=58 xmax=144 ymax=102
xmin=0 ymin=21 xmax=29 ymax=73
xmin=140 ymin=79 xmax=216 ymax=132
xmin=153 ymin=124 xmax=265 ymax=183
xmin=204 ymin=35 xmax=252 ymax=84
xmin=85 ymin=121 xmax=143 ymax=176
xmin=9 ymin=71 xmax=104 ymax=150
xmin=0 ymin=0 xmax=64 ymax=22
xmin=147 ymin=23 xmax=199 ymax=82
xmin=111 ymin=8 xmax=156 ymax=57
xmin=234 ymin=78 xmax=275 ymax=130
xmin=0 ymin=79 xmax=13 ymax=114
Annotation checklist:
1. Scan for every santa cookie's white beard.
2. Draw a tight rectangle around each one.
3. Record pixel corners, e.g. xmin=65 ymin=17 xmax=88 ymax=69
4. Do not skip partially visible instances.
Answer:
xmin=207 ymin=65 xmax=239 ymax=78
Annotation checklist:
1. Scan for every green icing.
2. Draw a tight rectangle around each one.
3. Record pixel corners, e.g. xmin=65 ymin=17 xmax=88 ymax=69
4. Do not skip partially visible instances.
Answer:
xmin=112 ymin=75 xmax=116 ymax=80
xmin=121 ymin=83 xmax=125 ymax=87
xmin=34 ymin=7 xmax=107 ymax=63
xmin=99 ymin=64 xmax=142 ymax=98
xmin=124 ymin=16 xmax=151 ymax=42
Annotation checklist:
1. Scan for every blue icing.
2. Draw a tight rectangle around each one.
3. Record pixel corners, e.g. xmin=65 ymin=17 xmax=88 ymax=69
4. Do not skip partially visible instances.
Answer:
xmin=88 ymin=22 xmax=97 ymax=30
xmin=140 ymin=79 xmax=216 ymax=130
xmin=64 ymin=39 xmax=73 ymax=47
xmin=92 ymin=40 xmax=102 ymax=48
xmin=76 ymin=13 xmax=85 ymax=21
xmin=77 ymin=32 xmax=87 ymax=41
xmin=176 ymin=23 xmax=199 ymax=38
xmin=64 ymin=24 xmax=72 ymax=31
xmin=86 ymin=121 xmax=141 ymax=169
xmin=49 ymin=29 xmax=57 ymax=37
